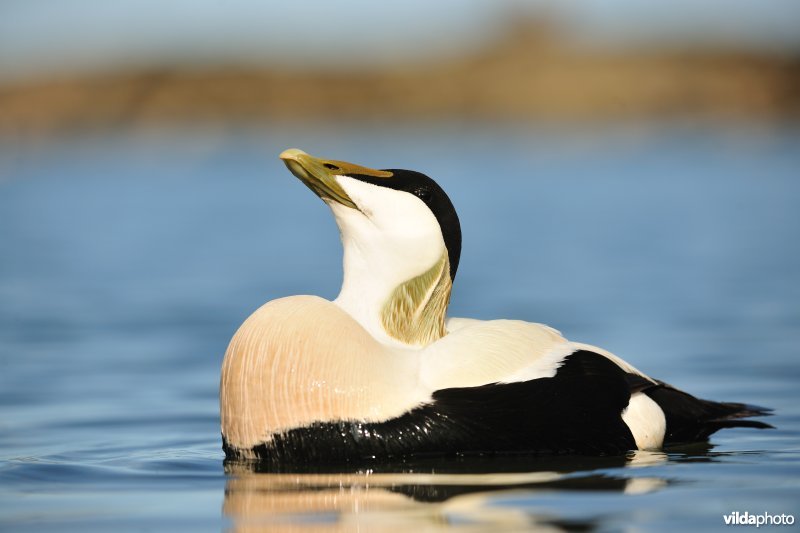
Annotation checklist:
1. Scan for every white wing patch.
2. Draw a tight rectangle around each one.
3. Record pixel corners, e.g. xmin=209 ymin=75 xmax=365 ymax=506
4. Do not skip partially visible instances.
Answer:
xmin=622 ymin=392 xmax=666 ymax=450
xmin=426 ymin=320 xmax=659 ymax=389
xmin=420 ymin=319 xmax=570 ymax=390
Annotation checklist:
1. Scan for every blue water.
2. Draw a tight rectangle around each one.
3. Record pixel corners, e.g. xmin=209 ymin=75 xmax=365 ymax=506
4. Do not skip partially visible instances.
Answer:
xmin=1 ymin=122 xmax=799 ymax=531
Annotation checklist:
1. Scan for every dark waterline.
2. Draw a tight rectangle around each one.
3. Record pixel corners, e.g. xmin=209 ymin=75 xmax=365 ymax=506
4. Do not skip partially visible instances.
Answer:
xmin=1 ymin=122 xmax=799 ymax=531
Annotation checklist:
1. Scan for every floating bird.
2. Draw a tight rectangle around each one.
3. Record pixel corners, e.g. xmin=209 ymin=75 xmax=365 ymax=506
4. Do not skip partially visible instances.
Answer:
xmin=220 ymin=149 xmax=770 ymax=463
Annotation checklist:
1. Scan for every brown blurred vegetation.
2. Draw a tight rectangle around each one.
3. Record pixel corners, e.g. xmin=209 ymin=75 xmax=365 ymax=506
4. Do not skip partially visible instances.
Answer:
xmin=1 ymin=20 xmax=798 ymax=141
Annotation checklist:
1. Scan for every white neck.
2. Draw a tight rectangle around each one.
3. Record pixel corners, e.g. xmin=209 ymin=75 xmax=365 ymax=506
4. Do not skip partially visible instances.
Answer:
xmin=328 ymin=201 xmax=451 ymax=348
xmin=334 ymin=240 xmax=400 ymax=346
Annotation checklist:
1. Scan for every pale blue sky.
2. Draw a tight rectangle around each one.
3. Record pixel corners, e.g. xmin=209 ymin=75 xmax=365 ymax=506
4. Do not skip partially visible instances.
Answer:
xmin=1 ymin=0 xmax=798 ymax=83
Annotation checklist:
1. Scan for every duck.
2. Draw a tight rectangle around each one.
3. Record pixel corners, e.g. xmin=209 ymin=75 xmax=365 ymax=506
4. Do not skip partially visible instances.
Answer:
xmin=220 ymin=148 xmax=770 ymax=463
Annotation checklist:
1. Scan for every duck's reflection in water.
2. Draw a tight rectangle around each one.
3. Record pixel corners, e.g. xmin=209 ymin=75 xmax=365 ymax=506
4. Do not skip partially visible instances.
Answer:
xmin=223 ymin=451 xmax=669 ymax=531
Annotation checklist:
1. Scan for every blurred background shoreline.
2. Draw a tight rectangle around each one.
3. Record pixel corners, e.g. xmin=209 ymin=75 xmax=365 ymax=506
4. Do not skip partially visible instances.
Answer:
xmin=2 ymin=17 xmax=798 ymax=143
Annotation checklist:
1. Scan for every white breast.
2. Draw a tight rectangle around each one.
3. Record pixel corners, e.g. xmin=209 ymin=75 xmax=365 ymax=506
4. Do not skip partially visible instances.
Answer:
xmin=220 ymin=295 xmax=428 ymax=450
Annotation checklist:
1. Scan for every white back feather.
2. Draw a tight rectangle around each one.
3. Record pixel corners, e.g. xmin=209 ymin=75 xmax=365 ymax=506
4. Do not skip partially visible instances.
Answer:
xmin=421 ymin=319 xmax=571 ymax=390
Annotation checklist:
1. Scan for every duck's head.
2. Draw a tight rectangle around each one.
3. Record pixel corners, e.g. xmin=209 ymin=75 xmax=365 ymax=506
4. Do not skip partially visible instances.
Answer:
xmin=280 ymin=148 xmax=461 ymax=347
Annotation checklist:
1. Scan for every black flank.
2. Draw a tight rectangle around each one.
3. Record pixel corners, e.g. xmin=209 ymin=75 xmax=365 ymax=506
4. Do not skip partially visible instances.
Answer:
xmin=223 ymin=350 xmax=637 ymax=465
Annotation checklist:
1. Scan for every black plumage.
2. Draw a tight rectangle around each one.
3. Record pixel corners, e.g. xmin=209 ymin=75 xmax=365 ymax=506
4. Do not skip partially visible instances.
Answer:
xmin=225 ymin=350 xmax=638 ymax=464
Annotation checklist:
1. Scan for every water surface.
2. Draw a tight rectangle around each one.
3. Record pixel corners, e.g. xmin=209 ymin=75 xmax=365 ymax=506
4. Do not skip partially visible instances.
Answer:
xmin=1 ymin=122 xmax=799 ymax=531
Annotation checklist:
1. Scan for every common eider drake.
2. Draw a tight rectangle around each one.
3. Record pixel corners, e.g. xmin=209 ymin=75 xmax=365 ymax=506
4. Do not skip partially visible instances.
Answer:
xmin=220 ymin=148 xmax=770 ymax=463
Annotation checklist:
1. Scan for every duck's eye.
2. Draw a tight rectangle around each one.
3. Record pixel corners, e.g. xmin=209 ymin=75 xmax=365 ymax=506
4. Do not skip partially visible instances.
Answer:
xmin=414 ymin=187 xmax=432 ymax=203
xmin=323 ymin=163 xmax=340 ymax=171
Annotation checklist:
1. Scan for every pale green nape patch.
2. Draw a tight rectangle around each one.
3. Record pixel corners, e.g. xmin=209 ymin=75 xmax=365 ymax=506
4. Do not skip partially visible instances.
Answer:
xmin=381 ymin=253 xmax=452 ymax=346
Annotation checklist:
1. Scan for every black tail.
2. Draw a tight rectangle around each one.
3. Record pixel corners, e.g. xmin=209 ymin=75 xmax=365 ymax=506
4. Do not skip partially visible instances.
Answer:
xmin=644 ymin=384 xmax=773 ymax=445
